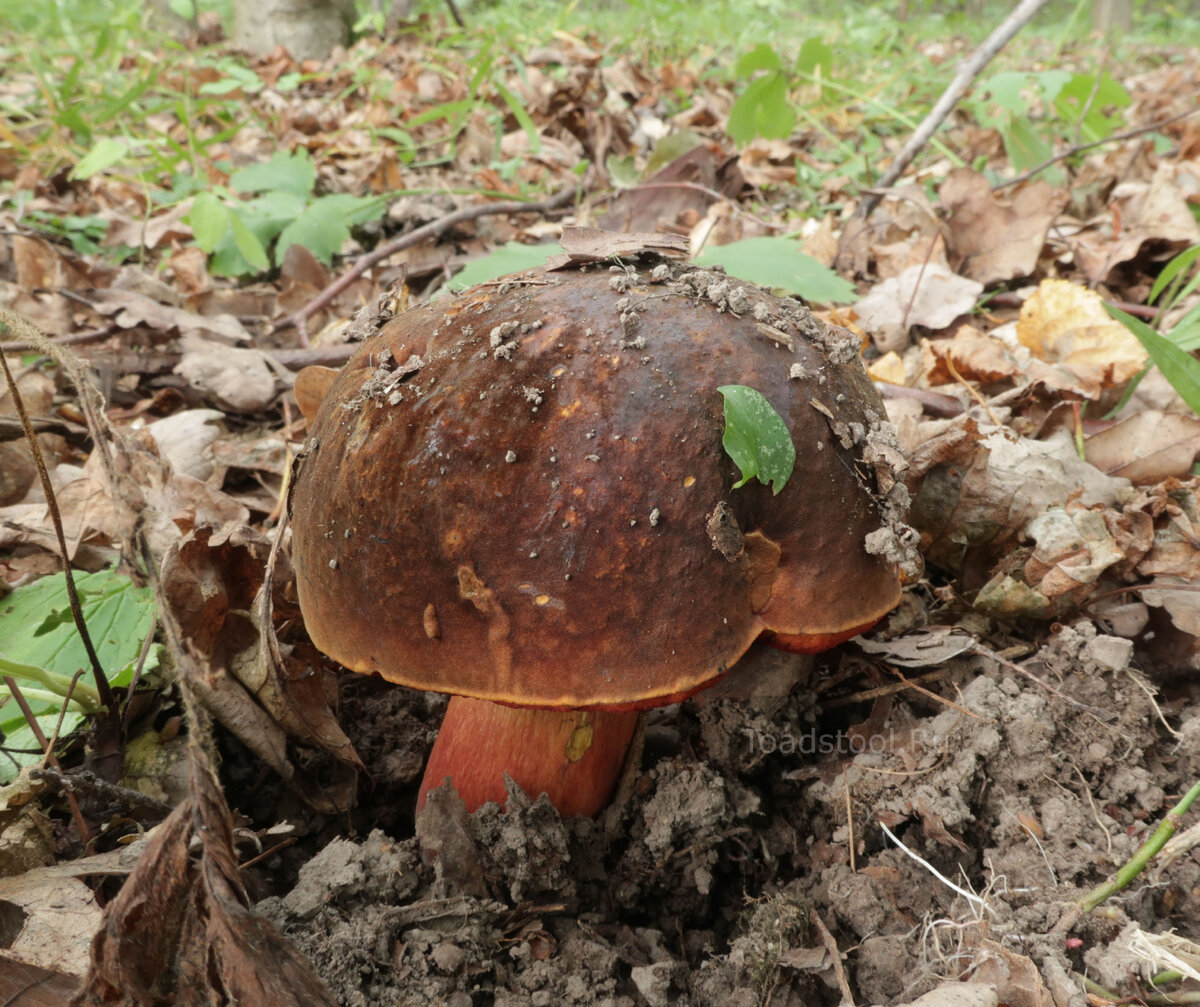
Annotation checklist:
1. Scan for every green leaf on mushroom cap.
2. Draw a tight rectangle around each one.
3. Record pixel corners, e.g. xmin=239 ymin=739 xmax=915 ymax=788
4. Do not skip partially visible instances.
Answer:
xmin=717 ymin=384 xmax=797 ymax=494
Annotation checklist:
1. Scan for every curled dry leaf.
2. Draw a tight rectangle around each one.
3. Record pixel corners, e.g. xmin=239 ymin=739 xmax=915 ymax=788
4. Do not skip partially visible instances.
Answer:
xmin=72 ymin=753 xmax=338 ymax=1007
xmin=907 ymin=421 xmax=1130 ymax=576
xmin=160 ymin=522 xmax=360 ymax=812
xmin=1017 ymin=279 xmax=1147 ymax=395
xmin=920 ymin=325 xmax=1021 ymax=386
xmin=86 ymin=288 xmax=250 ymax=344
xmin=543 ymin=226 xmax=689 ymax=269
xmin=144 ymin=408 xmax=225 ymax=482
xmin=1072 ymin=162 xmax=1200 ymax=285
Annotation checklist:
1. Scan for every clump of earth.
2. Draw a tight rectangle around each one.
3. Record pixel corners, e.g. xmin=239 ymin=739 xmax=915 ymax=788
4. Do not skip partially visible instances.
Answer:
xmin=254 ymin=619 xmax=1200 ymax=1006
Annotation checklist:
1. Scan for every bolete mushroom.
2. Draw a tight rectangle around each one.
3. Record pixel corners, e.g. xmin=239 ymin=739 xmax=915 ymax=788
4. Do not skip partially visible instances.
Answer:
xmin=290 ymin=261 xmax=913 ymax=817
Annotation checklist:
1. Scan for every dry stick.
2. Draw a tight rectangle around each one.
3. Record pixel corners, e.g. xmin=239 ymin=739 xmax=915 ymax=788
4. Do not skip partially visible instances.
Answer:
xmin=3 ymin=676 xmax=92 ymax=845
xmin=811 ymin=910 xmax=854 ymax=1007
xmin=281 ymin=185 xmax=580 ymax=344
xmin=30 ymin=765 xmax=173 ymax=819
xmin=995 ymin=107 xmax=1200 ymax=190
xmin=0 ymin=323 xmax=121 ymax=355
xmin=0 ymin=329 xmax=114 ymax=712
xmin=623 ymin=182 xmax=784 ymax=232
xmin=849 ymin=0 xmax=1050 ymax=226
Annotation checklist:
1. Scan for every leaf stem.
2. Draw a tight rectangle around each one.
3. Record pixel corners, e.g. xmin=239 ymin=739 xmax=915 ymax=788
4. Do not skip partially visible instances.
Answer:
xmin=0 ymin=656 xmax=101 ymax=712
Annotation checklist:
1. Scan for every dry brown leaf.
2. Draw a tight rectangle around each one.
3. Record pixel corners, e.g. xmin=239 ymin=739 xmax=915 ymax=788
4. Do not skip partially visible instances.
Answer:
xmin=72 ymin=753 xmax=338 ymax=1007
xmin=1085 ymin=410 xmax=1200 ymax=483
xmin=0 ymin=955 xmax=81 ymax=1006
xmin=907 ymin=423 xmax=1130 ymax=576
xmin=1021 ymin=506 xmax=1125 ymax=603
xmin=159 ymin=522 xmax=361 ymax=810
xmin=544 ymin=226 xmax=689 ymax=268
xmin=174 ymin=334 xmax=288 ymax=413
xmin=964 ymin=935 xmax=1051 ymax=1007
xmin=86 ymin=288 xmax=250 ymax=344
xmin=1016 ymin=279 xmax=1147 ymax=395
xmin=144 ymin=409 xmax=225 ymax=482
xmin=1071 ymin=163 xmax=1200 ymax=284
xmin=598 ymin=144 xmax=742 ymax=234
xmin=0 ymin=869 xmax=100 ymax=976
xmin=941 ymin=168 xmax=1066 ymax=284
xmin=920 ymin=325 xmax=1021 ymax=386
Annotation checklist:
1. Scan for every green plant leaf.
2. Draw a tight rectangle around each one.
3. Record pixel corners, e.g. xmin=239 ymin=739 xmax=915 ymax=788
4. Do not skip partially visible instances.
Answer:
xmin=718 ymin=385 xmax=796 ymax=494
xmin=228 ymin=208 xmax=270 ymax=271
xmin=1149 ymin=243 xmax=1200 ymax=307
xmin=796 ymin=38 xmax=834 ymax=80
xmin=275 ymin=193 xmax=385 ymax=266
xmin=1106 ymin=305 xmax=1200 ymax=417
xmin=644 ymin=130 xmax=707 ymax=177
xmin=694 ymin=237 xmax=857 ymax=303
xmin=0 ymin=568 xmax=159 ymax=783
xmin=606 ymin=153 xmax=639 ymax=188
xmin=70 ymin=137 xmax=128 ymax=180
xmin=726 ymin=72 xmax=795 ymax=146
xmin=1052 ymin=71 xmax=1129 ymax=141
xmin=734 ymin=43 xmax=783 ymax=77
xmin=448 ymin=242 xmax=563 ymax=289
xmin=186 ymin=191 xmax=230 ymax=252
xmin=230 ymin=149 xmax=316 ymax=199
xmin=979 ymin=72 xmax=1032 ymax=117
xmin=1000 ymin=115 xmax=1053 ymax=175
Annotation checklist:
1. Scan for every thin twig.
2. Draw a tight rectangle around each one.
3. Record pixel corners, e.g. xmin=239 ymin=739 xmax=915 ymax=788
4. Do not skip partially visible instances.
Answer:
xmin=811 ymin=910 xmax=854 ymax=1007
xmin=30 ymin=766 xmax=173 ymax=819
xmin=0 ymin=323 xmax=121 ymax=355
xmin=3 ymin=676 xmax=91 ymax=845
xmin=0 ymin=332 xmax=114 ymax=712
xmin=995 ymin=107 xmax=1200 ymax=190
xmin=281 ymin=185 xmax=579 ymax=342
xmin=843 ymin=768 xmax=856 ymax=873
xmin=884 ymin=663 xmax=986 ymax=720
xmin=853 ymin=0 xmax=1050 ymax=223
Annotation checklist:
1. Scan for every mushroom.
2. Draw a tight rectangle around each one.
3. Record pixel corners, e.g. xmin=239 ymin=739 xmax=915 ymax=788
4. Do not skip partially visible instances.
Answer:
xmin=290 ymin=263 xmax=912 ymax=817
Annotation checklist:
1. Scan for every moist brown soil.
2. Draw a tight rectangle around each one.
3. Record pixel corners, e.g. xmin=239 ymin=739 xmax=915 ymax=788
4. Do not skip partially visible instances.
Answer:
xmin=246 ymin=619 xmax=1200 ymax=1006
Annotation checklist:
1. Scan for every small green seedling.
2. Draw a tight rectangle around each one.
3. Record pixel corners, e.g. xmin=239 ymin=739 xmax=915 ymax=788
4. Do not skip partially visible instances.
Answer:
xmin=718 ymin=384 xmax=796 ymax=494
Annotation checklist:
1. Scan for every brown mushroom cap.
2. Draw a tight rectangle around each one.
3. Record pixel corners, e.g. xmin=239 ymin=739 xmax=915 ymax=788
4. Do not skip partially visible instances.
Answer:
xmin=290 ymin=264 xmax=903 ymax=709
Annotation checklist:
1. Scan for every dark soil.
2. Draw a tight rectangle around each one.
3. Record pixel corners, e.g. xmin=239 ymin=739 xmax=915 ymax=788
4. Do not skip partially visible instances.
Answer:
xmin=250 ymin=620 xmax=1200 ymax=1006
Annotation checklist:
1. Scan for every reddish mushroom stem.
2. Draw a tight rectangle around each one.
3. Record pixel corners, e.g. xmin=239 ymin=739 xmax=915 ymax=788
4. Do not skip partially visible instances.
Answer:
xmin=417 ymin=696 xmax=639 ymax=817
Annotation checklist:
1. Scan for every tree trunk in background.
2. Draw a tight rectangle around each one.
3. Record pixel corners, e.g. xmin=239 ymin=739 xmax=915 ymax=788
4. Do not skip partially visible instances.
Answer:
xmin=1093 ymin=0 xmax=1132 ymax=33
xmin=232 ymin=0 xmax=350 ymax=60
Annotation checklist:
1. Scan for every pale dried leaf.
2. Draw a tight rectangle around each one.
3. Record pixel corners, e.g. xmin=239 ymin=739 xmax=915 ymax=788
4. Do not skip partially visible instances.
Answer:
xmin=545 ymin=226 xmax=689 ymax=268
xmin=854 ymin=264 xmax=983 ymax=336
xmin=1085 ymin=410 xmax=1200 ymax=484
xmin=145 ymin=409 xmax=225 ymax=482
xmin=0 ymin=868 xmax=101 ymax=976
xmin=1016 ymin=279 xmax=1147 ymax=394
xmin=175 ymin=335 xmax=288 ymax=413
